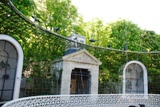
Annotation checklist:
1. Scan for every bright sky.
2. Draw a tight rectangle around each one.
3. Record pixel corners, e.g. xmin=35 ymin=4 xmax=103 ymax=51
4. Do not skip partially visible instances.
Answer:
xmin=72 ymin=0 xmax=160 ymax=34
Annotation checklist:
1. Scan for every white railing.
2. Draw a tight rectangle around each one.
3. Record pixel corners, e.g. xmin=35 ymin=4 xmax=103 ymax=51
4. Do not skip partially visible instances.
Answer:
xmin=2 ymin=94 xmax=160 ymax=107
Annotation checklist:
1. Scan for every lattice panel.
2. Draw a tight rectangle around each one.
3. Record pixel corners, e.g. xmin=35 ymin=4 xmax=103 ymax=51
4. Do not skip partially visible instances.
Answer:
xmin=2 ymin=94 xmax=160 ymax=107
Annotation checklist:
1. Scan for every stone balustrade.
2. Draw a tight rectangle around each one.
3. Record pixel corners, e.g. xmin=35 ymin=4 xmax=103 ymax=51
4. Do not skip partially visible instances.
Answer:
xmin=2 ymin=94 xmax=160 ymax=107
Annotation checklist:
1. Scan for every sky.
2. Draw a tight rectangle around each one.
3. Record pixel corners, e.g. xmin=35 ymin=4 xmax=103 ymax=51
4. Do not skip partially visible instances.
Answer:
xmin=72 ymin=0 xmax=160 ymax=34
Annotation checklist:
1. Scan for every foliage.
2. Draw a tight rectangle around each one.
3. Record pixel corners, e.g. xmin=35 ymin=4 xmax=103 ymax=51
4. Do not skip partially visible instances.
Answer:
xmin=1 ymin=0 xmax=160 ymax=94
xmin=12 ymin=0 xmax=36 ymax=16
xmin=108 ymin=19 xmax=143 ymax=51
xmin=73 ymin=18 xmax=112 ymax=47
xmin=141 ymin=30 xmax=160 ymax=51
xmin=33 ymin=0 xmax=78 ymax=36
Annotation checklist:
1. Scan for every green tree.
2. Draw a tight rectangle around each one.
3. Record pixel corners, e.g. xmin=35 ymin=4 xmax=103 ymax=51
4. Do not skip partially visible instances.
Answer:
xmin=13 ymin=0 xmax=36 ymax=16
xmin=108 ymin=19 xmax=143 ymax=51
xmin=141 ymin=30 xmax=160 ymax=51
xmin=34 ymin=0 xmax=78 ymax=36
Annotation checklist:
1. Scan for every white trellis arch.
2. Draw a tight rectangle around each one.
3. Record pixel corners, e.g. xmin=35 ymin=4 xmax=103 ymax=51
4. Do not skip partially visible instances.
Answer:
xmin=0 ymin=34 xmax=23 ymax=101
xmin=123 ymin=60 xmax=148 ymax=95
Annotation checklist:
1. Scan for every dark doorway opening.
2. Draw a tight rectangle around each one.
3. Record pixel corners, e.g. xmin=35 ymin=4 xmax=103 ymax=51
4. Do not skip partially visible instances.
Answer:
xmin=70 ymin=68 xmax=91 ymax=94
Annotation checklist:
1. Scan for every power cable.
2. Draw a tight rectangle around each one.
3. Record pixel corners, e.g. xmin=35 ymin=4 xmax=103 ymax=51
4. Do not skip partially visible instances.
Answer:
xmin=7 ymin=0 xmax=160 ymax=54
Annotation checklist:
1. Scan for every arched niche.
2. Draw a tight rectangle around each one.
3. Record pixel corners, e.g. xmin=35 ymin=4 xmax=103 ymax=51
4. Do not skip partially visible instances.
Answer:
xmin=0 ymin=34 xmax=23 ymax=102
xmin=123 ymin=60 xmax=148 ymax=95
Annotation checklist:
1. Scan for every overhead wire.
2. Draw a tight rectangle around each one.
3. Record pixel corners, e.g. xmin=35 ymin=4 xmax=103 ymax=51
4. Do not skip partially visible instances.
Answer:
xmin=7 ymin=0 xmax=160 ymax=54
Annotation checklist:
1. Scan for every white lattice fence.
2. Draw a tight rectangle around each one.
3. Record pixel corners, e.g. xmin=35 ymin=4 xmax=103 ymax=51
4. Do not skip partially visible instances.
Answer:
xmin=2 ymin=94 xmax=160 ymax=107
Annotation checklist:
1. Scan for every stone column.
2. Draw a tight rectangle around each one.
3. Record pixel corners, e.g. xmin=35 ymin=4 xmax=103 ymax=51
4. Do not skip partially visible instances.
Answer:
xmin=60 ymin=61 xmax=72 ymax=95
xmin=90 ymin=66 xmax=99 ymax=94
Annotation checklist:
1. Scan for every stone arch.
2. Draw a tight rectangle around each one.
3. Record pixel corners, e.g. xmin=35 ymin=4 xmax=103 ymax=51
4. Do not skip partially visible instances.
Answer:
xmin=0 ymin=34 xmax=23 ymax=101
xmin=123 ymin=60 xmax=148 ymax=95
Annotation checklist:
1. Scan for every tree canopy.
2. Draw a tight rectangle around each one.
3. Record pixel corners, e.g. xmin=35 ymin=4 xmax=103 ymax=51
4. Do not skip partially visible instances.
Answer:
xmin=1 ymin=0 xmax=160 ymax=94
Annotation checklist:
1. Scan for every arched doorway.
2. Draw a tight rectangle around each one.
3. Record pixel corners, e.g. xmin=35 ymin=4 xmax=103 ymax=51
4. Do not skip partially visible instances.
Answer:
xmin=0 ymin=34 xmax=23 ymax=102
xmin=123 ymin=60 xmax=148 ymax=95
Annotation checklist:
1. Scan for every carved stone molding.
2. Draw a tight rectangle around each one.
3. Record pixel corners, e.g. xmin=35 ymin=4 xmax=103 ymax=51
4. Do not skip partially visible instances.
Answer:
xmin=63 ymin=49 xmax=102 ymax=65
